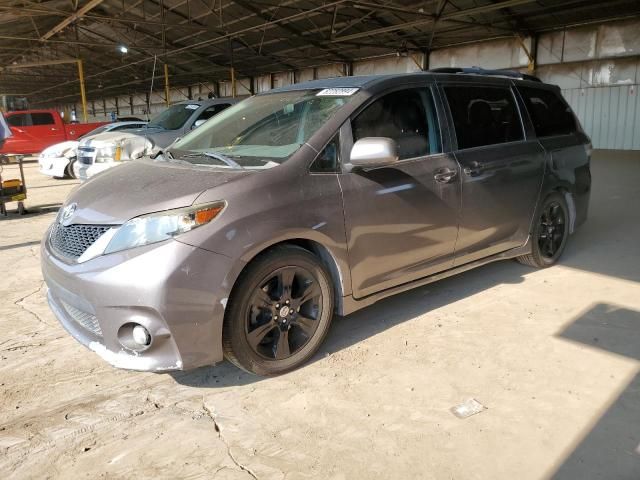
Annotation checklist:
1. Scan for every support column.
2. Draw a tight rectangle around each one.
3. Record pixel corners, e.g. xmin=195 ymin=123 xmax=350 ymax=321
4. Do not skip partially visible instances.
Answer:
xmin=76 ymin=59 xmax=88 ymax=123
xmin=164 ymin=63 xmax=170 ymax=106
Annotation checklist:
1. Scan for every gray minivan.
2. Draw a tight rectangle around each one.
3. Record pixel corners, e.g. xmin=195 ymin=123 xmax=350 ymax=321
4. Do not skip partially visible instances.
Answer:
xmin=42 ymin=69 xmax=591 ymax=375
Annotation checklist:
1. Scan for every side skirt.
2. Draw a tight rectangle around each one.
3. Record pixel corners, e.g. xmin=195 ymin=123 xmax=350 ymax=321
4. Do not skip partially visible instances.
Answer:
xmin=340 ymin=238 xmax=532 ymax=316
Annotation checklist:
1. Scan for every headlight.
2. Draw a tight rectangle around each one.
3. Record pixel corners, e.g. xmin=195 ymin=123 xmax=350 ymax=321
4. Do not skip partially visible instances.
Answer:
xmin=95 ymin=143 xmax=122 ymax=163
xmin=42 ymin=149 xmax=66 ymax=158
xmin=104 ymin=202 xmax=225 ymax=254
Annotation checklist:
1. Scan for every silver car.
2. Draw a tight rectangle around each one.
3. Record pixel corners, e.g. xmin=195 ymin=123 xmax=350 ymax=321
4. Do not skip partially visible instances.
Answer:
xmin=74 ymin=99 xmax=235 ymax=181
xmin=42 ymin=71 xmax=591 ymax=375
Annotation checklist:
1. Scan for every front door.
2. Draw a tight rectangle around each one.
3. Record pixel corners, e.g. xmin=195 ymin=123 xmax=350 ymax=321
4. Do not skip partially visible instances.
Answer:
xmin=439 ymin=83 xmax=546 ymax=265
xmin=339 ymin=86 xmax=461 ymax=299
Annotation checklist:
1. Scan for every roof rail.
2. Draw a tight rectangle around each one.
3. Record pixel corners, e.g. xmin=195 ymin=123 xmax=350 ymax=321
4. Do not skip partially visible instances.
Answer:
xmin=429 ymin=67 xmax=542 ymax=83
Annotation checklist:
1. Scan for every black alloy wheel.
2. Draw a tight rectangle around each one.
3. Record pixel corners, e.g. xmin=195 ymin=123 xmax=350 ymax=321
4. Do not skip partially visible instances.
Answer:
xmin=223 ymin=245 xmax=334 ymax=376
xmin=518 ymin=193 xmax=570 ymax=268
xmin=247 ymin=266 xmax=323 ymax=360
xmin=538 ymin=201 xmax=566 ymax=259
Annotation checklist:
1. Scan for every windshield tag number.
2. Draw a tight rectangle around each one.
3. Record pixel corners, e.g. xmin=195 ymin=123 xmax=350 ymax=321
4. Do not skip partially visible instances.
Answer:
xmin=316 ymin=88 xmax=359 ymax=97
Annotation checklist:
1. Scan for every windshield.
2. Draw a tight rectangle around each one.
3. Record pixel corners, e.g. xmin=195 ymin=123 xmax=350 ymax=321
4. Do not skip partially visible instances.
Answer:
xmin=148 ymin=103 xmax=200 ymax=130
xmin=80 ymin=124 xmax=110 ymax=140
xmin=169 ymin=89 xmax=352 ymax=168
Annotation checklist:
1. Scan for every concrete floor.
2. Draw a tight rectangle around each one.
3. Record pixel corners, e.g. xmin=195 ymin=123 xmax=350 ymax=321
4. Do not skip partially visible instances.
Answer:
xmin=0 ymin=151 xmax=639 ymax=479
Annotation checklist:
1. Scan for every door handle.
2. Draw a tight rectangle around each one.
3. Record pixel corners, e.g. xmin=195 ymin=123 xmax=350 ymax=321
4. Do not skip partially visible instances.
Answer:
xmin=434 ymin=168 xmax=457 ymax=184
xmin=463 ymin=161 xmax=483 ymax=176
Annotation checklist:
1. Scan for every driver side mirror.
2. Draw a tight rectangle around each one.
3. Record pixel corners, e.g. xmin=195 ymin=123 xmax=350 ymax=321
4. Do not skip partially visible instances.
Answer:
xmin=192 ymin=119 xmax=207 ymax=129
xmin=349 ymin=137 xmax=399 ymax=170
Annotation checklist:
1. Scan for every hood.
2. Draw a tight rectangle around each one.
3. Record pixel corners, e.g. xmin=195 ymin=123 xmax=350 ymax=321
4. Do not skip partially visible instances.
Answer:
xmin=81 ymin=128 xmax=180 ymax=151
xmin=79 ymin=131 xmax=153 ymax=160
xmin=65 ymin=159 xmax=252 ymax=225
xmin=39 ymin=140 xmax=78 ymax=158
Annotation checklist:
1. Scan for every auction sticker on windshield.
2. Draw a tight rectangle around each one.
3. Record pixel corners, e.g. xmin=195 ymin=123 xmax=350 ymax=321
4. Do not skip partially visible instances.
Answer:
xmin=316 ymin=88 xmax=359 ymax=96
xmin=185 ymin=104 xmax=200 ymax=110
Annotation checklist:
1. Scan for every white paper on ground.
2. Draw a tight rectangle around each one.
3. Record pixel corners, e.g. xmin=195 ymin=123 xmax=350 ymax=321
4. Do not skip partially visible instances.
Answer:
xmin=451 ymin=398 xmax=487 ymax=419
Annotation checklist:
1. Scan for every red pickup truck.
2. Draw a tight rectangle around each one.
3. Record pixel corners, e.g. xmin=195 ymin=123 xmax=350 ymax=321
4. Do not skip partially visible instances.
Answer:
xmin=0 ymin=110 xmax=107 ymax=155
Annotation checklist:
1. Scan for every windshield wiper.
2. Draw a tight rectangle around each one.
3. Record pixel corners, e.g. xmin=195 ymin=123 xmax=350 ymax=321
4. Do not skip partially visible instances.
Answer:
xmin=182 ymin=151 xmax=243 ymax=169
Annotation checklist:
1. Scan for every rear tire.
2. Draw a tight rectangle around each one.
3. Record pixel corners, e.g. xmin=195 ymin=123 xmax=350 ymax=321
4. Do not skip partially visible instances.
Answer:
xmin=517 ymin=193 xmax=569 ymax=268
xmin=223 ymin=245 xmax=334 ymax=376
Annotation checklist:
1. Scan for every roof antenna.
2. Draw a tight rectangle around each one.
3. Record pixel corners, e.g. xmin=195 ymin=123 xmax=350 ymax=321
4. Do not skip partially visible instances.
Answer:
xmin=147 ymin=54 xmax=158 ymax=122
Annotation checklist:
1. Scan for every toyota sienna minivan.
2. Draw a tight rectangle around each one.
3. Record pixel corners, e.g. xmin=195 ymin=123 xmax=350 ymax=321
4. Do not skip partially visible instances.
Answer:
xmin=42 ymin=68 xmax=591 ymax=376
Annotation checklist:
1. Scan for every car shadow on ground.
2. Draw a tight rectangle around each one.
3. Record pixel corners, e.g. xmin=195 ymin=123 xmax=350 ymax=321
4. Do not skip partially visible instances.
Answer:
xmin=170 ymin=360 xmax=258 ymax=388
xmin=551 ymin=302 xmax=640 ymax=479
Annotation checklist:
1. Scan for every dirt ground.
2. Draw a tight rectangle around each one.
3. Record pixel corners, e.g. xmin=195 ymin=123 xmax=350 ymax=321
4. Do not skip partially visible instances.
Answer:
xmin=1 ymin=151 xmax=639 ymax=480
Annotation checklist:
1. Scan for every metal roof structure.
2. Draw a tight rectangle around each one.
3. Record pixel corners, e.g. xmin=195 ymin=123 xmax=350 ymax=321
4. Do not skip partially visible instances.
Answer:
xmin=0 ymin=0 xmax=638 ymax=105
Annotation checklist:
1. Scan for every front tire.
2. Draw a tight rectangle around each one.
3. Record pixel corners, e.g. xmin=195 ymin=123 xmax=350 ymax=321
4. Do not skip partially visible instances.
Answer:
xmin=223 ymin=245 xmax=334 ymax=376
xmin=64 ymin=158 xmax=77 ymax=179
xmin=518 ymin=193 xmax=569 ymax=268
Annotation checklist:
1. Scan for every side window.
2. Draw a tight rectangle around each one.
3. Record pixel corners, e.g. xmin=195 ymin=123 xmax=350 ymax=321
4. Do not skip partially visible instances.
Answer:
xmin=6 ymin=114 xmax=30 ymax=127
xmin=518 ymin=86 xmax=577 ymax=137
xmin=31 ymin=113 xmax=55 ymax=125
xmin=311 ymin=135 xmax=339 ymax=173
xmin=351 ymin=88 xmax=441 ymax=160
xmin=443 ymin=86 xmax=524 ymax=150
xmin=197 ymin=104 xmax=231 ymax=122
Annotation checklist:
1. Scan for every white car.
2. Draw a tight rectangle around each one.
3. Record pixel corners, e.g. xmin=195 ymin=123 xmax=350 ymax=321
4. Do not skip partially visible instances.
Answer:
xmin=38 ymin=121 xmax=147 ymax=178
xmin=73 ymin=130 xmax=155 ymax=182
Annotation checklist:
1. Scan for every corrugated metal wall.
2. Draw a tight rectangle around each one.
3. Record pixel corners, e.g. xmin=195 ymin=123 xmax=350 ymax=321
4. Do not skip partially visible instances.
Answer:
xmin=564 ymin=85 xmax=640 ymax=150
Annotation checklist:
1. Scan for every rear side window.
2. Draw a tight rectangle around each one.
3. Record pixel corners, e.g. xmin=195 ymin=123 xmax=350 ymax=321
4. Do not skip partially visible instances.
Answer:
xmin=352 ymin=88 xmax=441 ymax=159
xmin=444 ymin=86 xmax=524 ymax=150
xmin=6 ymin=114 xmax=30 ymax=127
xmin=31 ymin=113 xmax=55 ymax=125
xmin=518 ymin=86 xmax=576 ymax=137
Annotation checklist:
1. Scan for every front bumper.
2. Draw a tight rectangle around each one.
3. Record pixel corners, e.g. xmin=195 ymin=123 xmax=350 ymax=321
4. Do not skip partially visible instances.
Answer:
xmin=39 ymin=156 xmax=70 ymax=178
xmin=74 ymin=162 xmax=116 ymax=182
xmin=42 ymin=233 xmax=237 ymax=371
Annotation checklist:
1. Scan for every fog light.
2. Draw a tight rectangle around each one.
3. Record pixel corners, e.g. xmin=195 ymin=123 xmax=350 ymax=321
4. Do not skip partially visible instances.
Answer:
xmin=132 ymin=325 xmax=151 ymax=346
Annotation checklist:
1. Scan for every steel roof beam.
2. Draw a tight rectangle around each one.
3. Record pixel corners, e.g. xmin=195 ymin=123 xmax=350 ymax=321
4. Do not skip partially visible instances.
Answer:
xmin=332 ymin=0 xmax=538 ymax=42
xmin=41 ymin=0 xmax=106 ymax=41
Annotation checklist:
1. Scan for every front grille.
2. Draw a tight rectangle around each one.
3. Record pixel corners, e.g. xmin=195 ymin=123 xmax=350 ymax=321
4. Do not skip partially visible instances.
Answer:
xmin=50 ymin=223 xmax=110 ymax=260
xmin=61 ymin=300 xmax=102 ymax=337
xmin=78 ymin=147 xmax=95 ymax=165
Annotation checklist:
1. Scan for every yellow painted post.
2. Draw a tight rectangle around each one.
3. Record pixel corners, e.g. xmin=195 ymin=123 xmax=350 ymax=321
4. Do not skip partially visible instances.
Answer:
xmin=164 ymin=63 xmax=170 ymax=107
xmin=77 ymin=59 xmax=88 ymax=123
xmin=516 ymin=35 xmax=535 ymax=73
xmin=231 ymin=67 xmax=236 ymax=98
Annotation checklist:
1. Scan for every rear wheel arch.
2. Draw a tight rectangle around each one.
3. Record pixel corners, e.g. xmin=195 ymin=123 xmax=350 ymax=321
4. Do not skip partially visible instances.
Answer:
xmin=549 ymin=186 xmax=576 ymax=234
xmin=536 ymin=180 xmax=576 ymax=235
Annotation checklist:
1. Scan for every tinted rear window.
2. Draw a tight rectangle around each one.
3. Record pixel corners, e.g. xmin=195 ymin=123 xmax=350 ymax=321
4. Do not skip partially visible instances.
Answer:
xmin=31 ymin=113 xmax=55 ymax=125
xmin=444 ymin=86 xmax=524 ymax=150
xmin=518 ymin=86 xmax=576 ymax=137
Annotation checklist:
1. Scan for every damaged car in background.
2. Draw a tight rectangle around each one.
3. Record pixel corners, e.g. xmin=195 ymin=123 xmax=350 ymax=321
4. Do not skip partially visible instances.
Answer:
xmin=38 ymin=120 xmax=147 ymax=179
xmin=74 ymin=98 xmax=235 ymax=181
